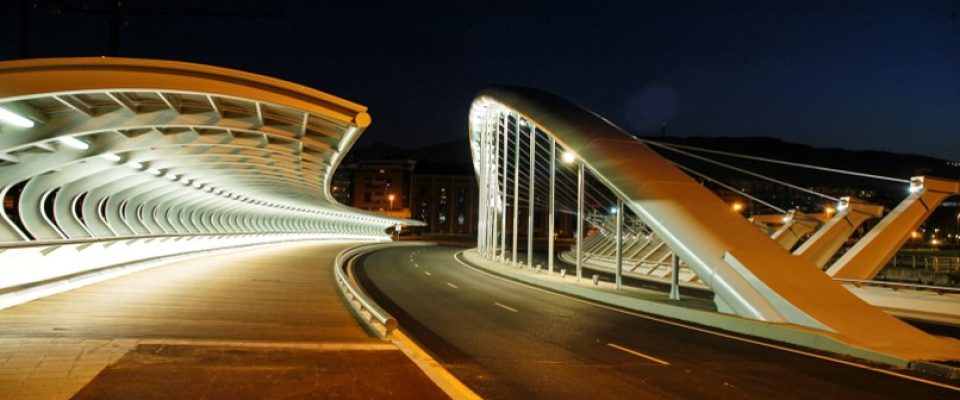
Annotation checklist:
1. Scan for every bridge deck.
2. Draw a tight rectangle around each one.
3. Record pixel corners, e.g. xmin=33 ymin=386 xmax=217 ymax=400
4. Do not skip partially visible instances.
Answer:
xmin=0 ymin=241 xmax=444 ymax=399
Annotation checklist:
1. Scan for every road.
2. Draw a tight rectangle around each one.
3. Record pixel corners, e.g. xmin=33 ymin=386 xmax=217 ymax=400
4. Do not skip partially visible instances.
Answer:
xmin=355 ymin=245 xmax=960 ymax=399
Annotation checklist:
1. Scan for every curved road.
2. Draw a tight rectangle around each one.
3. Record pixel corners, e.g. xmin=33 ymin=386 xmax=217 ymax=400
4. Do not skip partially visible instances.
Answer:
xmin=355 ymin=245 xmax=959 ymax=399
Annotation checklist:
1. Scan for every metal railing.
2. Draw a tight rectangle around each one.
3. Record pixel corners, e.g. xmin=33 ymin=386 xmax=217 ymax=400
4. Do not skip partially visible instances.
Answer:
xmin=834 ymin=278 xmax=960 ymax=295
xmin=332 ymin=243 xmax=411 ymax=338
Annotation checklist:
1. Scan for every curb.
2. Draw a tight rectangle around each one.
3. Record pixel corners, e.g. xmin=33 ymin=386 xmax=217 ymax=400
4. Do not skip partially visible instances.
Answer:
xmin=333 ymin=242 xmax=482 ymax=399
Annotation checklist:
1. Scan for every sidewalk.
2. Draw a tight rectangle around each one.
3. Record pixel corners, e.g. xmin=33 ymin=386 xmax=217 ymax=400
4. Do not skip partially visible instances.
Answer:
xmin=0 ymin=241 xmax=446 ymax=399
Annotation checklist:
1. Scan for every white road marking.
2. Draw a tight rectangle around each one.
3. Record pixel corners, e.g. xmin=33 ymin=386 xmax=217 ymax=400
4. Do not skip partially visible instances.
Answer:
xmin=452 ymin=251 xmax=960 ymax=392
xmin=446 ymin=282 xmax=459 ymax=289
xmin=424 ymin=271 xmax=432 ymax=276
xmin=607 ymin=343 xmax=670 ymax=365
xmin=494 ymin=302 xmax=518 ymax=313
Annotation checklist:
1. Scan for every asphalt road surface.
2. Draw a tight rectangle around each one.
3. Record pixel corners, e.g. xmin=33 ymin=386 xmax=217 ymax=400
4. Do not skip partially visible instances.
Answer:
xmin=355 ymin=245 xmax=960 ymax=400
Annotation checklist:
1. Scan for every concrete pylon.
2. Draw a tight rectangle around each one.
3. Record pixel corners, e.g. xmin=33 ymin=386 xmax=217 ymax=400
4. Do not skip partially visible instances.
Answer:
xmin=827 ymin=177 xmax=960 ymax=280
xmin=769 ymin=210 xmax=820 ymax=251
xmin=795 ymin=197 xmax=884 ymax=269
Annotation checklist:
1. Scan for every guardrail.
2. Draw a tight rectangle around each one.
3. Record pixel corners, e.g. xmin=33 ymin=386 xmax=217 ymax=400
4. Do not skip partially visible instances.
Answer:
xmin=333 ymin=242 xmax=433 ymax=338
xmin=834 ymin=278 xmax=960 ymax=295
xmin=333 ymin=244 xmax=399 ymax=338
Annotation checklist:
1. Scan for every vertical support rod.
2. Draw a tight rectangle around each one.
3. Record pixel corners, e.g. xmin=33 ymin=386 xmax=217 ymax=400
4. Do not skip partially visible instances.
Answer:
xmin=527 ymin=124 xmax=536 ymax=267
xmin=670 ymin=253 xmax=681 ymax=300
xmin=548 ymin=137 xmax=556 ymax=274
xmin=576 ymin=162 xmax=584 ymax=281
xmin=491 ymin=112 xmax=500 ymax=259
xmin=512 ymin=114 xmax=520 ymax=264
xmin=477 ymin=110 xmax=487 ymax=254
xmin=615 ymin=198 xmax=623 ymax=290
xmin=500 ymin=113 xmax=508 ymax=260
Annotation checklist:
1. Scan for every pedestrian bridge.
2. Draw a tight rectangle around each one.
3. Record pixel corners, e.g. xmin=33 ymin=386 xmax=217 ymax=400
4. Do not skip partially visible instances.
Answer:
xmin=467 ymin=86 xmax=960 ymax=361
xmin=0 ymin=57 xmax=405 ymax=308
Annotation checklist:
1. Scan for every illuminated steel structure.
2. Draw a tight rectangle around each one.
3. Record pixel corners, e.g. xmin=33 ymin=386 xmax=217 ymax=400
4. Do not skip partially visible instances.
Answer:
xmin=0 ymin=58 xmax=401 ymax=305
xmin=468 ymin=86 xmax=959 ymax=361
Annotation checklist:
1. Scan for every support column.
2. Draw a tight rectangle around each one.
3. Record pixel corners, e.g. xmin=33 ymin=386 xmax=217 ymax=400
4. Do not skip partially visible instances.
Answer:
xmin=491 ymin=113 xmax=500 ymax=258
xmin=500 ymin=113 xmax=508 ymax=260
xmin=576 ymin=162 xmax=584 ymax=281
xmin=527 ymin=124 xmax=536 ymax=267
xmin=479 ymin=111 xmax=489 ymax=255
xmin=512 ymin=114 xmax=520 ymax=264
xmin=670 ymin=253 xmax=680 ymax=300
xmin=477 ymin=116 xmax=487 ymax=254
xmin=615 ymin=198 xmax=623 ymax=290
xmin=548 ymin=137 xmax=556 ymax=274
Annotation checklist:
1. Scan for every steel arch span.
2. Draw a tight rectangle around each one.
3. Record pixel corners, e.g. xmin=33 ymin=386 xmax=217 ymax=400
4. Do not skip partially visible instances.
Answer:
xmin=468 ymin=86 xmax=959 ymax=361
xmin=0 ymin=57 xmax=410 ymax=303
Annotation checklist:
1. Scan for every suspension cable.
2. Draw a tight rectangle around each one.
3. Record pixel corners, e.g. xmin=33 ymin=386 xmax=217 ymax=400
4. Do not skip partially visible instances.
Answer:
xmin=641 ymin=139 xmax=910 ymax=183
xmin=643 ymin=139 xmax=841 ymax=202
xmin=672 ymin=163 xmax=788 ymax=214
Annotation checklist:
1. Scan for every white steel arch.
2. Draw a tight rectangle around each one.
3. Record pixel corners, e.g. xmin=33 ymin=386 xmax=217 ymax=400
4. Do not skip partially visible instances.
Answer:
xmin=468 ymin=86 xmax=960 ymax=361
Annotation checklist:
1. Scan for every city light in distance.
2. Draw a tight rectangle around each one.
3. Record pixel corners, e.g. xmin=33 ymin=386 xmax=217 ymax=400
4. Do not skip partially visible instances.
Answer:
xmin=731 ymin=202 xmax=744 ymax=212
xmin=562 ymin=151 xmax=577 ymax=164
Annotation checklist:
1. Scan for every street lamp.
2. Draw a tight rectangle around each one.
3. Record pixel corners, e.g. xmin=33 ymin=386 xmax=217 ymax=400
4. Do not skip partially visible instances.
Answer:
xmin=388 ymin=193 xmax=395 ymax=211
xmin=732 ymin=202 xmax=744 ymax=212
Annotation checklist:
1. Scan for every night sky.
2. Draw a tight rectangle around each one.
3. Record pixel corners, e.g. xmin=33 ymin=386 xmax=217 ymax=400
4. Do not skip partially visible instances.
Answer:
xmin=2 ymin=1 xmax=958 ymax=160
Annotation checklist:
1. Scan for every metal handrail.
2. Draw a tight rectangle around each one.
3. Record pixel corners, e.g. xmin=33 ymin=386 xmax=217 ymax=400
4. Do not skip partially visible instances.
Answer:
xmin=834 ymin=278 xmax=960 ymax=295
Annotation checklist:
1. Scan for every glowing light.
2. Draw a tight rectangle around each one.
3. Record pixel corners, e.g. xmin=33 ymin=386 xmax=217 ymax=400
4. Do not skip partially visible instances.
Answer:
xmin=146 ymin=168 xmax=162 ymax=176
xmin=58 ymin=136 xmax=90 ymax=150
xmin=0 ymin=107 xmax=34 ymax=128
xmin=164 ymin=173 xmax=178 ymax=181
xmin=100 ymin=153 xmax=122 ymax=162
xmin=610 ymin=206 xmax=618 ymax=214
xmin=192 ymin=181 xmax=203 ymax=189
xmin=908 ymin=178 xmax=923 ymax=193
xmin=126 ymin=161 xmax=143 ymax=170
xmin=562 ymin=151 xmax=577 ymax=164
xmin=732 ymin=202 xmax=744 ymax=212
xmin=825 ymin=206 xmax=835 ymax=216
xmin=911 ymin=231 xmax=920 ymax=239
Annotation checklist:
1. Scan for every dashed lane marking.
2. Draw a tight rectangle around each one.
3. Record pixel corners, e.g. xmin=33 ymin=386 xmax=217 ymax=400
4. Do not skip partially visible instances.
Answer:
xmin=607 ymin=343 xmax=670 ymax=365
xmin=494 ymin=302 xmax=518 ymax=313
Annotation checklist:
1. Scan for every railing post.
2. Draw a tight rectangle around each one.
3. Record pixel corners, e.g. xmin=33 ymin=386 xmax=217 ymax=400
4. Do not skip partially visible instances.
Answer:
xmin=670 ymin=252 xmax=681 ymax=300
xmin=548 ymin=137 xmax=555 ymax=274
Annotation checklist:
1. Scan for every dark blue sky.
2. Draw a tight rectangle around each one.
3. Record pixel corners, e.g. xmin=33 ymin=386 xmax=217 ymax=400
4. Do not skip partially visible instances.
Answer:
xmin=3 ymin=1 xmax=958 ymax=160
